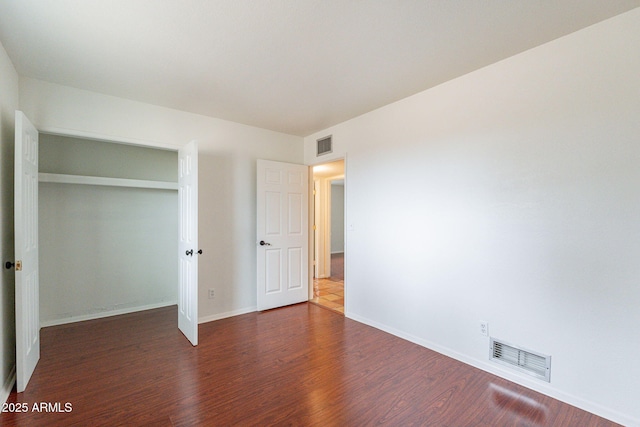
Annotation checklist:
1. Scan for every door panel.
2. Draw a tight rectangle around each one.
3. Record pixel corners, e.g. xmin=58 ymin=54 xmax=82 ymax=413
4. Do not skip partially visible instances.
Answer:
xmin=257 ymin=160 xmax=308 ymax=311
xmin=265 ymin=249 xmax=282 ymax=294
xmin=178 ymin=140 xmax=198 ymax=346
xmin=288 ymin=193 xmax=303 ymax=234
xmin=288 ymin=248 xmax=302 ymax=289
xmin=15 ymin=111 xmax=40 ymax=392
xmin=266 ymin=192 xmax=281 ymax=234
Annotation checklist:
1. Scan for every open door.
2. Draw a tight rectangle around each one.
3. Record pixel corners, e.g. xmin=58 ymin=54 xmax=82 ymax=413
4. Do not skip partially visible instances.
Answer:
xmin=257 ymin=160 xmax=309 ymax=311
xmin=14 ymin=111 xmax=40 ymax=392
xmin=178 ymin=140 xmax=198 ymax=345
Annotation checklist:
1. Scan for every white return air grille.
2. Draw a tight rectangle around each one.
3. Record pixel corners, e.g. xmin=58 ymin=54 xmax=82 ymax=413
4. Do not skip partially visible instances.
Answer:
xmin=490 ymin=338 xmax=551 ymax=382
xmin=316 ymin=135 xmax=332 ymax=156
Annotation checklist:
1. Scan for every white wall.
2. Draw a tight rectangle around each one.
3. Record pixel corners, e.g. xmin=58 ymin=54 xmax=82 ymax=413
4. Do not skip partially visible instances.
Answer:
xmin=39 ymin=134 xmax=179 ymax=325
xmin=330 ymin=183 xmax=344 ymax=253
xmin=0 ymin=40 xmax=18 ymax=404
xmin=304 ymin=9 xmax=640 ymax=427
xmin=19 ymin=78 xmax=304 ymax=322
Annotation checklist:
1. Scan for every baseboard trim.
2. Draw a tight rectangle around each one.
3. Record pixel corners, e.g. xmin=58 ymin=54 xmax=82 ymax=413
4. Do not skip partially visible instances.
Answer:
xmin=40 ymin=301 xmax=178 ymax=327
xmin=1 ymin=365 xmax=16 ymax=404
xmin=346 ymin=312 xmax=637 ymax=427
xmin=199 ymin=306 xmax=256 ymax=324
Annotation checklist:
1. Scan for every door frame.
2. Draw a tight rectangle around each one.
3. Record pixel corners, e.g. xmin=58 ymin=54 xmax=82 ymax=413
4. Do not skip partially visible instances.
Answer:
xmin=35 ymin=127 xmax=180 ymax=152
xmin=307 ymin=156 xmax=347 ymax=306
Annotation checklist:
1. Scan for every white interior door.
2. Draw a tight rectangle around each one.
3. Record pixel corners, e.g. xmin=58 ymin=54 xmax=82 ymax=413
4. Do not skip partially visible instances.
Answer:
xmin=257 ymin=160 xmax=308 ymax=311
xmin=14 ymin=111 xmax=40 ymax=392
xmin=178 ymin=140 xmax=198 ymax=345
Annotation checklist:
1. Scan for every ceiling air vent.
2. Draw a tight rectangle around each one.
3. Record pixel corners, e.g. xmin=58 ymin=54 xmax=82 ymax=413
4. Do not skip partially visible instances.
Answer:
xmin=490 ymin=338 xmax=551 ymax=382
xmin=316 ymin=135 xmax=332 ymax=156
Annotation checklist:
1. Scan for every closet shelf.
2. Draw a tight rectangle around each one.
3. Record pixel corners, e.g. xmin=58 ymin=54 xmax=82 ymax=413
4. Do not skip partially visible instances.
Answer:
xmin=39 ymin=173 xmax=178 ymax=190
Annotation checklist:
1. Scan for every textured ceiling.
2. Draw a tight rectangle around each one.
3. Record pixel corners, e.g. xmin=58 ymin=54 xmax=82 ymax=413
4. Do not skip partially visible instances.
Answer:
xmin=1 ymin=1 xmax=638 ymax=136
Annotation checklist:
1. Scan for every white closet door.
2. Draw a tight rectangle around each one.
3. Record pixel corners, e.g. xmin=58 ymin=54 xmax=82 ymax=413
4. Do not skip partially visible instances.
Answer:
xmin=178 ymin=140 xmax=199 ymax=345
xmin=14 ymin=111 xmax=40 ymax=392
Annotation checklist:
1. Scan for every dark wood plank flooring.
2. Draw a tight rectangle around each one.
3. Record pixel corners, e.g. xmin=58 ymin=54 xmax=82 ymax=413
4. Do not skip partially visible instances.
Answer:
xmin=1 ymin=304 xmax=620 ymax=426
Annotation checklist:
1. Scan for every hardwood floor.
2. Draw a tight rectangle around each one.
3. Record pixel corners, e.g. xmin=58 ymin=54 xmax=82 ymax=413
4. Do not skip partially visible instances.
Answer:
xmin=2 ymin=304 xmax=620 ymax=426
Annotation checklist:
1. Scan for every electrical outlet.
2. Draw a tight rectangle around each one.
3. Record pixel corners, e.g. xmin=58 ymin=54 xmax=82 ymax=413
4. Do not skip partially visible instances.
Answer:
xmin=479 ymin=321 xmax=489 ymax=337
xmin=208 ymin=289 xmax=215 ymax=299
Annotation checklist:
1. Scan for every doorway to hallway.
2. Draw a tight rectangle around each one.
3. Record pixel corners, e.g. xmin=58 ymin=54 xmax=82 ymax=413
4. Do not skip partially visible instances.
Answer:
xmin=310 ymin=159 xmax=345 ymax=314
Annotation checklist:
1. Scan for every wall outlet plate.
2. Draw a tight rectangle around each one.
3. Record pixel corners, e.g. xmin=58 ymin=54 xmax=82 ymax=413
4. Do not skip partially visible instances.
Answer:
xmin=480 ymin=321 xmax=489 ymax=336
xmin=208 ymin=289 xmax=215 ymax=299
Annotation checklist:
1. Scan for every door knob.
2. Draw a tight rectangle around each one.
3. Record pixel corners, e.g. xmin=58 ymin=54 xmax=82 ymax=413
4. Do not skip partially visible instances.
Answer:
xmin=5 ymin=261 xmax=14 ymax=270
xmin=197 ymin=249 xmax=203 ymax=255
xmin=186 ymin=249 xmax=193 ymax=256
xmin=259 ymin=240 xmax=271 ymax=246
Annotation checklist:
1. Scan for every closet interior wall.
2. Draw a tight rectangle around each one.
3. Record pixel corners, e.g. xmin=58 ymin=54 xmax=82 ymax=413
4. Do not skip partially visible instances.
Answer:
xmin=39 ymin=134 xmax=178 ymax=326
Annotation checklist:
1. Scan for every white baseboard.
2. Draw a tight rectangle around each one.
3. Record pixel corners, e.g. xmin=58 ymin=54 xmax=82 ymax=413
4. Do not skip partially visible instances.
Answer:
xmin=1 ymin=365 xmax=16 ymax=404
xmin=199 ymin=306 xmax=256 ymax=324
xmin=346 ymin=312 xmax=638 ymax=427
xmin=40 ymin=301 xmax=178 ymax=327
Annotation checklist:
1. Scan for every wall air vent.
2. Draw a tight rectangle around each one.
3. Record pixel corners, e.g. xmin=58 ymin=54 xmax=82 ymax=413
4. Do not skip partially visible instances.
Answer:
xmin=316 ymin=135 xmax=333 ymax=156
xmin=490 ymin=338 xmax=551 ymax=382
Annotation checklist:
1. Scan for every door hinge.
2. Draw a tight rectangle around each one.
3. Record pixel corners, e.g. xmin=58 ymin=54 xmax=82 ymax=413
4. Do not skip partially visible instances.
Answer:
xmin=16 ymin=260 xmax=22 ymax=271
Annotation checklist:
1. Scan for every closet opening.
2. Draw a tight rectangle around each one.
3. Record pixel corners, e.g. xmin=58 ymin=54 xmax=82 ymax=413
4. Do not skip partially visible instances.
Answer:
xmin=38 ymin=133 xmax=179 ymax=327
